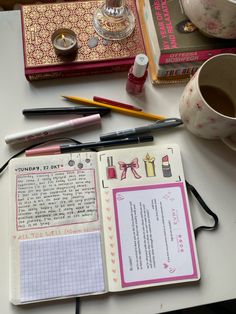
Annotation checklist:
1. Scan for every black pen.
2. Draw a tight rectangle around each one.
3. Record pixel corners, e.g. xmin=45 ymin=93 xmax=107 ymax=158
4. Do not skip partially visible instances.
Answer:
xmin=22 ymin=107 xmax=111 ymax=117
xmin=25 ymin=135 xmax=154 ymax=157
xmin=100 ymin=118 xmax=183 ymax=140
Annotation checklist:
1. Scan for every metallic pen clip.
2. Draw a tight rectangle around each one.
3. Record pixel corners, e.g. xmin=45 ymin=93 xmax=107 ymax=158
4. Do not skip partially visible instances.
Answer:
xmin=154 ymin=118 xmax=183 ymax=126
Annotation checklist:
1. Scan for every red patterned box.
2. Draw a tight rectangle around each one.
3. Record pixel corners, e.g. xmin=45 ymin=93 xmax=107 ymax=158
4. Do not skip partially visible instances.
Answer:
xmin=20 ymin=0 xmax=146 ymax=81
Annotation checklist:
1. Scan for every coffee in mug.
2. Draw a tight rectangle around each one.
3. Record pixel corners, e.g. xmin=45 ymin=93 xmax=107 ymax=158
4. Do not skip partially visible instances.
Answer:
xmin=200 ymin=85 xmax=235 ymax=117
xmin=179 ymin=53 xmax=236 ymax=151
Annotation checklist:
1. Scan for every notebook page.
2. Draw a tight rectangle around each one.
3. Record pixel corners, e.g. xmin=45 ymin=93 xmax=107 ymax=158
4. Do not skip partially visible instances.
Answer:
xmin=97 ymin=144 xmax=199 ymax=291
xmin=9 ymin=152 xmax=107 ymax=304
xmin=20 ymin=232 xmax=104 ymax=302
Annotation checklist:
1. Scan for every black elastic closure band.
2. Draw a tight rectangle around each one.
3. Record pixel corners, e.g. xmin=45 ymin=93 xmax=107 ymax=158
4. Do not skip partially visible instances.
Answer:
xmin=75 ymin=297 xmax=80 ymax=314
xmin=186 ymin=180 xmax=219 ymax=238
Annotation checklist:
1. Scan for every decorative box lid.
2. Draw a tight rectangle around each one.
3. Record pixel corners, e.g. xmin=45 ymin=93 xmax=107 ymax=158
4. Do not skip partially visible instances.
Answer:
xmin=21 ymin=0 xmax=145 ymax=70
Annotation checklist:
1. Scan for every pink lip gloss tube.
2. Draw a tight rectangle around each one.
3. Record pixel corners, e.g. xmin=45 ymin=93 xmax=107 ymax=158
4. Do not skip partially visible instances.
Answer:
xmin=5 ymin=114 xmax=101 ymax=145
xmin=126 ymin=54 xmax=149 ymax=95
xmin=162 ymin=155 xmax=172 ymax=177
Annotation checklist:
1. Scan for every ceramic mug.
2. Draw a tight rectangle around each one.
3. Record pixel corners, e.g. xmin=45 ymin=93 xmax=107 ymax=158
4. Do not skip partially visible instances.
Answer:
xmin=179 ymin=53 xmax=236 ymax=151
xmin=181 ymin=0 xmax=236 ymax=39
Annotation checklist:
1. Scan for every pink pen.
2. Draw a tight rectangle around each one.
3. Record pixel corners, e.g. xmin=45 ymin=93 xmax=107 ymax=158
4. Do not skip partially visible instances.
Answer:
xmin=93 ymin=96 xmax=142 ymax=112
xmin=5 ymin=114 xmax=101 ymax=145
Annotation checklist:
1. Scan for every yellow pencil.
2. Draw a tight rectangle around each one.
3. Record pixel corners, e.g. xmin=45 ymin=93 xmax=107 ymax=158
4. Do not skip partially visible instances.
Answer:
xmin=62 ymin=96 xmax=165 ymax=121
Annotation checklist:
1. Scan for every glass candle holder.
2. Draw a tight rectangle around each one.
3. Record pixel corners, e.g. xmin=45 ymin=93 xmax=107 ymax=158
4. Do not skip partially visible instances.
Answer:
xmin=93 ymin=0 xmax=135 ymax=40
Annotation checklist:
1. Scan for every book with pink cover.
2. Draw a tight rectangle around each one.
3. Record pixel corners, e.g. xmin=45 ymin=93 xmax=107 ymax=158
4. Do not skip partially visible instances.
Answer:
xmin=9 ymin=144 xmax=200 ymax=304
xmin=137 ymin=0 xmax=192 ymax=84
xmin=20 ymin=0 xmax=145 ymax=81
xmin=142 ymin=0 xmax=236 ymax=65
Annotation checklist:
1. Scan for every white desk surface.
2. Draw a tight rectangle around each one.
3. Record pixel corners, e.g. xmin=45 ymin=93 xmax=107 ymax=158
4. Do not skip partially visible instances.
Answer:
xmin=0 ymin=10 xmax=236 ymax=314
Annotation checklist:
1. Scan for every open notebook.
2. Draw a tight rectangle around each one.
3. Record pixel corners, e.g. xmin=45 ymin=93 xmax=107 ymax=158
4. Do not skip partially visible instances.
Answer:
xmin=9 ymin=144 xmax=200 ymax=304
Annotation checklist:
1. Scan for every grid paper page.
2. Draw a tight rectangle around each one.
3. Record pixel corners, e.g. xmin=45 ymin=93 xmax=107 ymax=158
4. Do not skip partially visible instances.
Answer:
xmin=19 ymin=232 xmax=105 ymax=302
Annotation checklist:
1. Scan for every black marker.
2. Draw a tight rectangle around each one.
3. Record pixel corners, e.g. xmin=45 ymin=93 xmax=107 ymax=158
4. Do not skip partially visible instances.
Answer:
xmin=25 ymin=135 xmax=154 ymax=157
xmin=22 ymin=107 xmax=111 ymax=117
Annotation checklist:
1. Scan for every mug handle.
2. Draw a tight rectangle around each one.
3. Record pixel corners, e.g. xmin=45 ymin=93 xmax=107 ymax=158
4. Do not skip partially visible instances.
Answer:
xmin=221 ymin=133 xmax=236 ymax=151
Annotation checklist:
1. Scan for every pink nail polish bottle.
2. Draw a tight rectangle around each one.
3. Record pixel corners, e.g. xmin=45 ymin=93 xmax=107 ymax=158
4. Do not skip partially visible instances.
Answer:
xmin=126 ymin=54 xmax=149 ymax=95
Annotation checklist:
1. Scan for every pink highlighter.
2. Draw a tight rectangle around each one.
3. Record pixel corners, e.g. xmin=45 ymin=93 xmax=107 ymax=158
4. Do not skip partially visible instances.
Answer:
xmin=126 ymin=54 xmax=149 ymax=95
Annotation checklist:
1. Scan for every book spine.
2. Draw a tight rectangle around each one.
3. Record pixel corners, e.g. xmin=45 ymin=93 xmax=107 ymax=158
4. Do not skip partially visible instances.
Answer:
xmin=146 ymin=0 xmax=236 ymax=65
xmin=26 ymin=64 xmax=131 ymax=81
xmin=138 ymin=0 xmax=162 ymax=83
xmin=152 ymin=76 xmax=190 ymax=85
xmin=136 ymin=0 xmax=191 ymax=85
xmin=157 ymin=63 xmax=201 ymax=78
xmin=159 ymin=47 xmax=236 ymax=65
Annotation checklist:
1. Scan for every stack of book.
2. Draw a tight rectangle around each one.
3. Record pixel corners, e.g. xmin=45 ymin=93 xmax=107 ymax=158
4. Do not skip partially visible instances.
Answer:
xmin=137 ymin=0 xmax=236 ymax=85
xmin=20 ymin=0 xmax=145 ymax=81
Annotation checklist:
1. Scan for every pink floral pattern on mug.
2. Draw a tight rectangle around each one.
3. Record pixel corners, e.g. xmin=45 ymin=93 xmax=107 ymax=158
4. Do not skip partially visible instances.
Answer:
xmin=179 ymin=74 xmax=236 ymax=140
xmin=180 ymin=85 xmax=223 ymax=139
xmin=181 ymin=0 xmax=236 ymax=39
xmin=204 ymin=19 xmax=222 ymax=34
xmin=207 ymin=117 xmax=217 ymax=123
xmin=200 ymin=0 xmax=216 ymax=7
xmin=196 ymin=101 xmax=204 ymax=110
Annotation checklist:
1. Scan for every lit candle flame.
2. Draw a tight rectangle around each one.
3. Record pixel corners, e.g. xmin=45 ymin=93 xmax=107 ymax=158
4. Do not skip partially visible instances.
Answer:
xmin=61 ymin=34 xmax=67 ymax=47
